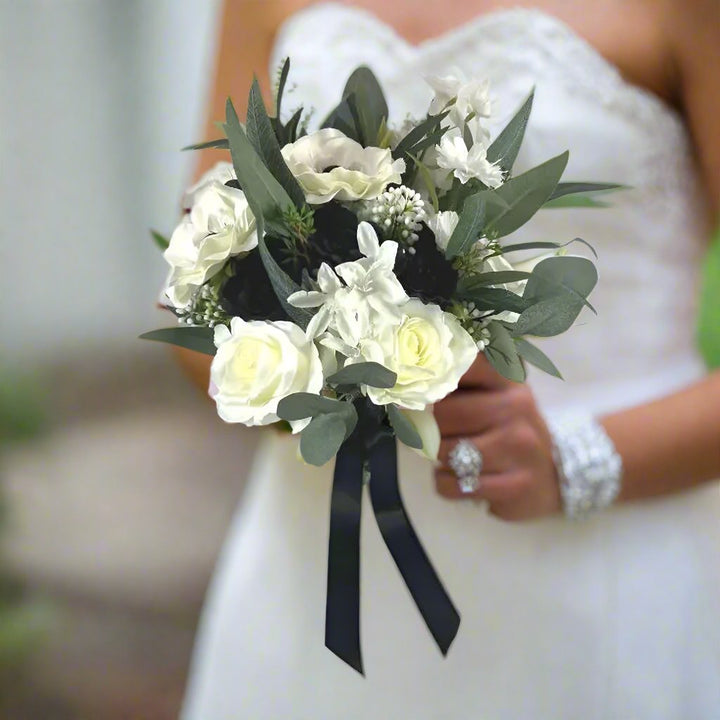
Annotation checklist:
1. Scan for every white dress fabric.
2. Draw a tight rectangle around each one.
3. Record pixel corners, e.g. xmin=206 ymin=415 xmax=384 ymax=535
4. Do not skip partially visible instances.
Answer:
xmin=182 ymin=6 xmax=720 ymax=719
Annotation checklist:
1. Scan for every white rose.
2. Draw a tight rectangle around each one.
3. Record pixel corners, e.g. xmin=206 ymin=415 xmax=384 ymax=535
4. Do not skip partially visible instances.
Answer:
xmin=359 ymin=298 xmax=478 ymax=410
xmin=210 ymin=317 xmax=324 ymax=430
xmin=164 ymin=182 xmax=257 ymax=308
xmin=426 ymin=210 xmax=459 ymax=251
xmin=182 ymin=161 xmax=236 ymax=209
xmin=281 ymin=128 xmax=405 ymax=204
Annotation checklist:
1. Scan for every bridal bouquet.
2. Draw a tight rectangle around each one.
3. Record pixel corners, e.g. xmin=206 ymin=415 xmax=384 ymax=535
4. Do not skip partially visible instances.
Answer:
xmin=144 ymin=60 xmax=615 ymax=673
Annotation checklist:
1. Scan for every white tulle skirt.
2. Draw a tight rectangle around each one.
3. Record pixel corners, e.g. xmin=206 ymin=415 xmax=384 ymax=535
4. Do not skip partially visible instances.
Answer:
xmin=182 ymin=364 xmax=720 ymax=720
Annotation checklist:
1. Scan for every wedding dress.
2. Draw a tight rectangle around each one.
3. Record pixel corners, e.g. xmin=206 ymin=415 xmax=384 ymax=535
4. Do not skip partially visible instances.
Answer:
xmin=182 ymin=5 xmax=720 ymax=718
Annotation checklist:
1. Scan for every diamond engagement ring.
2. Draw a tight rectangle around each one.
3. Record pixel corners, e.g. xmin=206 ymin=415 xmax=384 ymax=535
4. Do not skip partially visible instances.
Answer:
xmin=448 ymin=439 xmax=483 ymax=494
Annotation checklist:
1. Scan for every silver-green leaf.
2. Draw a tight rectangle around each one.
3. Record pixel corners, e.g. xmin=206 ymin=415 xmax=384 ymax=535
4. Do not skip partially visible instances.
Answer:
xmin=139 ymin=326 xmax=216 ymax=356
xmin=387 ymin=404 xmax=423 ymax=449
xmin=327 ymin=362 xmax=397 ymax=389
xmin=300 ymin=413 xmax=348 ymax=466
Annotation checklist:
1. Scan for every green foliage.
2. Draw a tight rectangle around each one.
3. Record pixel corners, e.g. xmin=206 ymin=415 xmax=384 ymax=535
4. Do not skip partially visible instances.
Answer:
xmin=300 ymin=413 xmax=348 ymax=466
xmin=444 ymin=193 xmax=486 ymax=259
xmin=326 ymin=362 xmax=397 ymax=389
xmin=150 ymin=229 xmax=169 ymax=251
xmin=485 ymin=321 xmax=526 ymax=382
xmin=139 ymin=326 xmax=216 ymax=355
xmin=514 ymin=337 xmax=563 ymax=379
xmin=699 ymin=232 xmax=720 ymax=368
xmin=486 ymin=90 xmax=534 ymax=174
xmin=386 ymin=405 xmax=423 ymax=449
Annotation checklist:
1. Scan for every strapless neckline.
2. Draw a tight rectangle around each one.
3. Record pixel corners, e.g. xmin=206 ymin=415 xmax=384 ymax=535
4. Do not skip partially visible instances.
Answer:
xmin=279 ymin=2 xmax=684 ymax=132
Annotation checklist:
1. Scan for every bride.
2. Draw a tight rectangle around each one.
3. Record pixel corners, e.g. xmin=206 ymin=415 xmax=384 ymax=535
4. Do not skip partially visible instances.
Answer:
xmin=177 ymin=1 xmax=720 ymax=717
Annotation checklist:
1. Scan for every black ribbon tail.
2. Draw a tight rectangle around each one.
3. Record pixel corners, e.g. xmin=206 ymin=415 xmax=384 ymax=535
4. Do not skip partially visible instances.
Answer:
xmin=325 ymin=437 xmax=365 ymax=675
xmin=368 ymin=433 xmax=460 ymax=656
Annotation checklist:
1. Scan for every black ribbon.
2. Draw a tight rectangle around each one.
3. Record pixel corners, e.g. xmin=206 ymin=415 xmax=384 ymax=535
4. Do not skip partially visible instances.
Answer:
xmin=325 ymin=400 xmax=460 ymax=674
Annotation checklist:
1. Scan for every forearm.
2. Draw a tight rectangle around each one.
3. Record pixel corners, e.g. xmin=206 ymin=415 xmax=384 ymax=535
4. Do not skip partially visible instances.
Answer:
xmin=601 ymin=368 xmax=720 ymax=502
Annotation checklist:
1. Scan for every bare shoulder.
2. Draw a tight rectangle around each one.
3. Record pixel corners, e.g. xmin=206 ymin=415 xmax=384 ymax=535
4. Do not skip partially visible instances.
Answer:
xmin=660 ymin=0 xmax=720 ymax=55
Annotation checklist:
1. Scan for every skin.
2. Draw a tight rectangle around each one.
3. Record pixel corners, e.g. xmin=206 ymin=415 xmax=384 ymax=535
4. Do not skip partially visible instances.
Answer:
xmin=178 ymin=0 xmax=720 ymax=521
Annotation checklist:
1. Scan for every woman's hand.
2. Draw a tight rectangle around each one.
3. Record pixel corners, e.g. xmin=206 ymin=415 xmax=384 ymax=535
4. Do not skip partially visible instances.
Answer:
xmin=433 ymin=356 xmax=562 ymax=521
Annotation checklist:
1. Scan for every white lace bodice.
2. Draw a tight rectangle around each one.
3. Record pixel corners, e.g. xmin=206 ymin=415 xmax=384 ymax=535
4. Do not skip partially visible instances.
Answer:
xmin=271 ymin=3 xmax=709 ymax=413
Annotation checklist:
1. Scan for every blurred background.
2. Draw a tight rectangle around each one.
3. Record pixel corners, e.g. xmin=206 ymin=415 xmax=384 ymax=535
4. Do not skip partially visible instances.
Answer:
xmin=1 ymin=1 xmax=718 ymax=718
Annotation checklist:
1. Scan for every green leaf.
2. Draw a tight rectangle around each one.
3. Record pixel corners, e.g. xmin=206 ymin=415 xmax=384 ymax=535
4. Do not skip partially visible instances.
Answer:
xmin=223 ymin=97 xmax=294 ymax=225
xmin=458 ymin=270 xmax=532 ymax=293
xmin=457 ymin=286 xmax=528 ymax=313
xmin=341 ymin=66 xmax=388 ymax=147
xmin=486 ymin=89 xmax=534 ymax=174
xmin=181 ymin=138 xmax=229 ymax=151
xmin=246 ymin=78 xmax=305 ymax=208
xmin=257 ymin=236 xmax=314 ymax=329
xmin=274 ymin=57 xmax=290 ymax=118
xmin=139 ymin=326 xmax=216 ymax=355
xmin=543 ymin=196 xmax=609 ymax=209
xmin=445 ymin=193 xmax=486 ymax=259
xmin=484 ymin=321 xmax=526 ymax=382
xmin=514 ymin=256 xmax=598 ymax=336
xmin=276 ymin=393 xmax=348 ymax=420
xmin=483 ymin=151 xmax=569 ymax=238
xmin=327 ymin=362 xmax=397 ymax=389
xmin=548 ymin=182 xmax=625 ymax=200
xmin=514 ymin=337 xmax=563 ymax=379
xmin=300 ymin=413 xmax=348 ymax=466
xmin=500 ymin=237 xmax=597 ymax=258
xmin=321 ymin=97 xmax=361 ymax=142
xmin=150 ymin=229 xmax=169 ymax=251
xmin=387 ymin=404 xmax=423 ymax=449
xmin=408 ymin=152 xmax=440 ymax=213
xmin=393 ymin=110 xmax=449 ymax=159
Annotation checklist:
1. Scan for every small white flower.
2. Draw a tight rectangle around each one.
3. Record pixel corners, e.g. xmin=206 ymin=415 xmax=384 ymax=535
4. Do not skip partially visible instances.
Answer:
xmin=182 ymin=161 xmax=236 ymax=209
xmin=281 ymin=128 xmax=405 ymax=204
xmin=164 ymin=182 xmax=257 ymax=308
xmin=435 ymin=135 xmax=504 ymax=187
xmin=289 ymin=222 xmax=408 ymax=348
xmin=427 ymin=72 xmax=492 ymax=128
xmin=359 ymin=298 xmax=478 ymax=410
xmin=426 ymin=210 xmax=459 ymax=251
xmin=210 ymin=317 xmax=323 ymax=430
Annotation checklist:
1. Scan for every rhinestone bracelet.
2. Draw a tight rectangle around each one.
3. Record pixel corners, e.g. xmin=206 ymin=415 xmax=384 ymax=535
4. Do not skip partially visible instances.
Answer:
xmin=547 ymin=415 xmax=623 ymax=520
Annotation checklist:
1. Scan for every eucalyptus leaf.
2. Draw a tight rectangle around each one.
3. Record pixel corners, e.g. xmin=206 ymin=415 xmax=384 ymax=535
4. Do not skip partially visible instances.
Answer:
xmin=283 ymin=107 xmax=304 ymax=144
xmin=393 ymin=110 xmax=449 ymax=159
xmin=500 ymin=237 xmax=597 ymax=258
xmin=445 ymin=193 xmax=486 ymax=259
xmin=321 ymin=96 xmax=362 ymax=143
xmin=387 ymin=404 xmax=423 ymax=449
xmin=408 ymin=153 xmax=440 ymax=212
xmin=543 ymin=196 xmax=609 ymax=209
xmin=300 ymin=413 xmax=348 ymax=466
xmin=458 ymin=270 xmax=532 ymax=293
xmin=548 ymin=182 xmax=625 ymax=200
xmin=257 ymin=236 xmax=314 ymax=329
xmin=223 ymin=98 xmax=294 ymax=225
xmin=274 ymin=57 xmax=290 ymax=118
xmin=483 ymin=151 xmax=569 ymax=238
xmin=484 ymin=321 xmax=526 ymax=382
xmin=139 ymin=326 xmax=216 ymax=356
xmin=276 ymin=393 xmax=348 ymax=421
xmin=181 ymin=138 xmax=229 ymax=152
xmin=486 ymin=89 xmax=534 ymax=174
xmin=341 ymin=66 xmax=388 ymax=147
xmin=457 ymin=286 xmax=528 ymax=313
xmin=150 ymin=230 xmax=169 ymax=251
xmin=327 ymin=362 xmax=397 ymax=389
xmin=513 ymin=296 xmax=580 ymax=336
xmin=246 ymin=78 xmax=305 ymax=207
xmin=514 ymin=337 xmax=563 ymax=379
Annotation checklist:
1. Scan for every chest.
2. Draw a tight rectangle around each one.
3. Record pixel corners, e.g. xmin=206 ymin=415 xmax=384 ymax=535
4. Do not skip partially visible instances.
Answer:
xmin=337 ymin=0 xmax=676 ymax=106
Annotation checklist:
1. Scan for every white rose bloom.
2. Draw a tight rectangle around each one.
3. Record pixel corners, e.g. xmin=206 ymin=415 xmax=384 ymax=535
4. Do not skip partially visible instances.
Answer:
xmin=164 ymin=182 xmax=257 ymax=309
xmin=182 ymin=161 xmax=236 ymax=209
xmin=281 ymin=128 xmax=405 ymax=204
xmin=426 ymin=210 xmax=459 ymax=251
xmin=289 ymin=222 xmax=408 ymax=349
xmin=210 ymin=317 xmax=323 ymax=430
xmin=359 ymin=298 xmax=478 ymax=410
xmin=435 ymin=135 xmax=504 ymax=188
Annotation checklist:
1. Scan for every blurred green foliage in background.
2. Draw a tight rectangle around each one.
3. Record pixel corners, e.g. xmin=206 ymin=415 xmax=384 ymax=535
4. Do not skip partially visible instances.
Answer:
xmin=699 ymin=230 xmax=720 ymax=369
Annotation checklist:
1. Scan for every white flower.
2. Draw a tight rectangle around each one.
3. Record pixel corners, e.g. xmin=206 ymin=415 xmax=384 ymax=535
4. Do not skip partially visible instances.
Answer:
xmin=435 ymin=135 xmax=504 ymax=187
xmin=358 ymin=298 xmax=478 ymax=410
xmin=182 ymin=161 xmax=236 ymax=209
xmin=400 ymin=407 xmax=441 ymax=461
xmin=289 ymin=222 xmax=408 ymax=348
xmin=164 ymin=182 xmax=257 ymax=309
xmin=281 ymin=128 xmax=405 ymax=204
xmin=426 ymin=210 xmax=459 ymax=251
xmin=210 ymin=317 xmax=323 ymax=430
xmin=427 ymin=72 xmax=492 ymax=128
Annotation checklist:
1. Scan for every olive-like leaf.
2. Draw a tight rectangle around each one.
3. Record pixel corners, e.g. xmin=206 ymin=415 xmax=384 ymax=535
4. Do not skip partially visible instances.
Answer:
xmin=150 ymin=230 xmax=169 ymax=251
xmin=486 ymin=89 xmax=534 ymax=174
xmin=387 ymin=404 xmax=423 ymax=449
xmin=139 ymin=326 xmax=216 ymax=356
xmin=300 ymin=413 xmax=348 ymax=466
xmin=484 ymin=321 xmax=526 ymax=382
xmin=444 ymin=193 xmax=486 ymax=259
xmin=327 ymin=362 xmax=397 ymax=389
xmin=514 ymin=337 xmax=563 ymax=379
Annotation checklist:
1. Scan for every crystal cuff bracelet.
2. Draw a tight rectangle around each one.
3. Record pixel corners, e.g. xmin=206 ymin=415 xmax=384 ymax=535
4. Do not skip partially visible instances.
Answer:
xmin=547 ymin=415 xmax=623 ymax=520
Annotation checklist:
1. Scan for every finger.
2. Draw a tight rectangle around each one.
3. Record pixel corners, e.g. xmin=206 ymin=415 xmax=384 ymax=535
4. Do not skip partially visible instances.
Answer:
xmin=434 ymin=390 xmax=512 ymax=437
xmin=459 ymin=354 xmax=514 ymax=390
xmin=434 ymin=470 xmax=528 ymax=502
xmin=437 ymin=429 xmax=523 ymax=474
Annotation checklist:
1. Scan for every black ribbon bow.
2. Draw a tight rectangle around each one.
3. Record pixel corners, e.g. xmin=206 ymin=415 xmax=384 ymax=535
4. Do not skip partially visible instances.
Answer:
xmin=324 ymin=399 xmax=460 ymax=674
